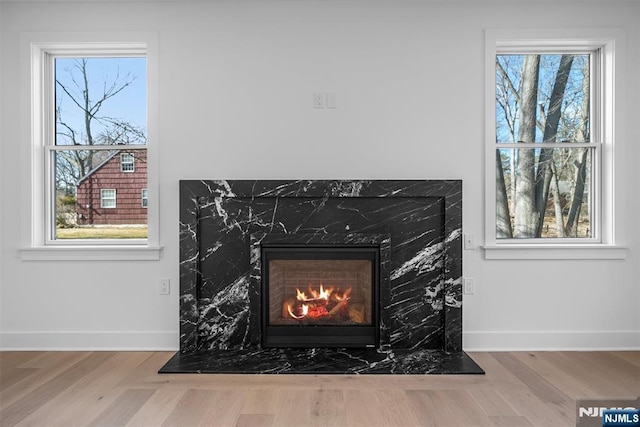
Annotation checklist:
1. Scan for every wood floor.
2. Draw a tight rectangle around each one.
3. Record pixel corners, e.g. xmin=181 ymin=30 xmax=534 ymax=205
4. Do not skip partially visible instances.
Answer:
xmin=0 ymin=351 xmax=638 ymax=426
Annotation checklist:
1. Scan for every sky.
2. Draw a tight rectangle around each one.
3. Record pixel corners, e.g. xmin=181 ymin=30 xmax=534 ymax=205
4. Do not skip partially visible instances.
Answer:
xmin=54 ymin=57 xmax=147 ymax=145
xmin=495 ymin=53 xmax=589 ymax=144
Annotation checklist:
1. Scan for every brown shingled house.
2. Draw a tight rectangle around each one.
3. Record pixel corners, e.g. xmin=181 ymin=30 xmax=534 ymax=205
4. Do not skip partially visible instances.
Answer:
xmin=76 ymin=150 xmax=147 ymax=225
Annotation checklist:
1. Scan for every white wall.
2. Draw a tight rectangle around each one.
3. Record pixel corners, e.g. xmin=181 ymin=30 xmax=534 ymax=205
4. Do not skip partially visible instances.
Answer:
xmin=1 ymin=0 xmax=638 ymax=351
xmin=0 ymin=2 xmax=4 ymax=345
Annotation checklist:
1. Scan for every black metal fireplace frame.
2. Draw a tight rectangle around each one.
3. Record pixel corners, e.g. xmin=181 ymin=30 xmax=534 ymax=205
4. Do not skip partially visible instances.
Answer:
xmin=260 ymin=244 xmax=380 ymax=348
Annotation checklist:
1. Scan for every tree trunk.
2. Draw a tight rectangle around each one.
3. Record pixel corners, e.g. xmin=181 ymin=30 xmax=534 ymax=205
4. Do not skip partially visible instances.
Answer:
xmin=565 ymin=147 xmax=589 ymax=236
xmin=513 ymin=55 xmax=539 ymax=238
xmin=495 ymin=59 xmax=519 ymax=212
xmin=496 ymin=150 xmax=513 ymax=238
xmin=534 ymin=55 xmax=574 ymax=236
xmin=550 ymin=162 xmax=565 ymax=237
xmin=565 ymin=59 xmax=590 ymax=237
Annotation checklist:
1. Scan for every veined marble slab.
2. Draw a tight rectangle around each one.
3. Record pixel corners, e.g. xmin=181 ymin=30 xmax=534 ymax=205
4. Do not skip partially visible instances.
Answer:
xmin=179 ymin=180 xmax=463 ymax=357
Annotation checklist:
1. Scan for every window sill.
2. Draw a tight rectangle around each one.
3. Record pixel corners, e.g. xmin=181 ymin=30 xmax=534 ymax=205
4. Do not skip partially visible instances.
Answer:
xmin=482 ymin=244 xmax=627 ymax=260
xmin=20 ymin=245 xmax=163 ymax=261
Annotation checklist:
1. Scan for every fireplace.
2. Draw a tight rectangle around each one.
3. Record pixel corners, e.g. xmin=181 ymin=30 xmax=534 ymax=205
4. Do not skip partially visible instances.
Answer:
xmin=262 ymin=245 xmax=379 ymax=348
xmin=162 ymin=180 xmax=484 ymax=374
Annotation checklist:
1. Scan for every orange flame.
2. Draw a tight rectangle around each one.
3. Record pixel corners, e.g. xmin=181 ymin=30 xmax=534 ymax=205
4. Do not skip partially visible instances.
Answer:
xmin=287 ymin=303 xmax=308 ymax=319
xmin=296 ymin=284 xmax=334 ymax=302
xmin=287 ymin=284 xmax=352 ymax=319
xmin=334 ymin=287 xmax=352 ymax=301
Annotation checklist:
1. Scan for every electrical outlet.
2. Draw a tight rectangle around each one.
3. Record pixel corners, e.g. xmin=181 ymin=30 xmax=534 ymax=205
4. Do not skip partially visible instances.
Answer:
xmin=159 ymin=278 xmax=170 ymax=295
xmin=464 ymin=278 xmax=475 ymax=295
xmin=313 ymin=93 xmax=324 ymax=109
xmin=464 ymin=233 xmax=474 ymax=250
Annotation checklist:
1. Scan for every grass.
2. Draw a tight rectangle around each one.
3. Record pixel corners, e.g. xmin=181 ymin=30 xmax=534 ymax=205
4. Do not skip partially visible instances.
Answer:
xmin=56 ymin=226 xmax=148 ymax=239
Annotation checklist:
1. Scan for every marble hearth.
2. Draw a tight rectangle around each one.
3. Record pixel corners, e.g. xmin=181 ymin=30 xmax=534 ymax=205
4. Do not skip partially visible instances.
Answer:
xmin=159 ymin=180 xmax=483 ymax=374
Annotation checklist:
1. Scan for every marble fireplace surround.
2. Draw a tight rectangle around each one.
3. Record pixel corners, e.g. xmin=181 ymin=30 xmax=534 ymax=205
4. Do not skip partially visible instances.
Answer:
xmin=159 ymin=180 xmax=483 ymax=374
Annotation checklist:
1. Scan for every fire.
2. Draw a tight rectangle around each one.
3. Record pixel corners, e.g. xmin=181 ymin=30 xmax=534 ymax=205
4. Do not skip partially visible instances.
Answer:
xmin=334 ymin=287 xmax=351 ymax=301
xmin=286 ymin=283 xmax=351 ymax=320
xmin=287 ymin=303 xmax=308 ymax=319
xmin=296 ymin=284 xmax=333 ymax=302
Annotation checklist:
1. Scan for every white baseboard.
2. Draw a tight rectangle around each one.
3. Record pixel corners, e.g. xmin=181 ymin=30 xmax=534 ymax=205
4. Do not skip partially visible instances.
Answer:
xmin=463 ymin=330 xmax=640 ymax=351
xmin=1 ymin=330 xmax=638 ymax=352
xmin=0 ymin=331 xmax=179 ymax=351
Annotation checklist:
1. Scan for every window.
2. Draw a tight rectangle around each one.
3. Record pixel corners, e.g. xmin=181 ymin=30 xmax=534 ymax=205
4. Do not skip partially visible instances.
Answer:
xmin=49 ymin=52 xmax=147 ymax=242
xmin=52 ymin=55 xmax=147 ymax=241
xmin=21 ymin=34 xmax=161 ymax=260
xmin=100 ymin=189 xmax=117 ymax=208
xmin=120 ymin=153 xmax=135 ymax=172
xmin=484 ymin=29 xmax=626 ymax=259
xmin=141 ymin=189 xmax=148 ymax=208
xmin=495 ymin=52 xmax=594 ymax=240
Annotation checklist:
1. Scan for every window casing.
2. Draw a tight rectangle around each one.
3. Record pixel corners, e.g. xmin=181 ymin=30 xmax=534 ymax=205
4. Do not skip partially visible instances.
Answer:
xmin=484 ymin=29 xmax=626 ymax=260
xmin=21 ymin=34 xmax=161 ymax=260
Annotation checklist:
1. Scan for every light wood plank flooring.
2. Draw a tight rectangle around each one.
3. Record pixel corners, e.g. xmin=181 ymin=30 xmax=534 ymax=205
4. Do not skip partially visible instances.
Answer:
xmin=1 ymin=351 xmax=638 ymax=426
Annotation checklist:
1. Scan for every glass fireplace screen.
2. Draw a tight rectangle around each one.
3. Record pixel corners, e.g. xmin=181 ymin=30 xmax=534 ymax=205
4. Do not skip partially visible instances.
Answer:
xmin=261 ymin=246 xmax=379 ymax=348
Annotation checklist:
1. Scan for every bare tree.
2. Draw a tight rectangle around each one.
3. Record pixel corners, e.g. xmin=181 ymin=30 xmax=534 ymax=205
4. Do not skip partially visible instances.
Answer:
xmin=513 ymin=54 xmax=539 ymax=238
xmin=496 ymin=150 xmax=513 ymax=238
xmin=533 ymin=54 xmax=574 ymax=236
xmin=55 ymin=58 xmax=146 ymax=193
xmin=564 ymin=60 xmax=590 ymax=236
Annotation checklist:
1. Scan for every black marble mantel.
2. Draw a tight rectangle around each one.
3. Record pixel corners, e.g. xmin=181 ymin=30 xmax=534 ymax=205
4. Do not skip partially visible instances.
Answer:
xmin=163 ymin=180 xmax=482 ymax=375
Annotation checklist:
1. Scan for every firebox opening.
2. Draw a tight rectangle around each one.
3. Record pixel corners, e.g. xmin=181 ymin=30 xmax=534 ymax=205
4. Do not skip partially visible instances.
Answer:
xmin=261 ymin=245 xmax=379 ymax=348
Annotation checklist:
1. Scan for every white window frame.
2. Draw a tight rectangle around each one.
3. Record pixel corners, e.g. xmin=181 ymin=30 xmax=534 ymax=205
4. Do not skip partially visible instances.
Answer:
xmin=19 ymin=32 xmax=161 ymax=261
xmin=100 ymin=189 xmax=117 ymax=208
xmin=120 ymin=153 xmax=135 ymax=173
xmin=484 ymin=28 xmax=626 ymax=260
xmin=141 ymin=188 xmax=148 ymax=208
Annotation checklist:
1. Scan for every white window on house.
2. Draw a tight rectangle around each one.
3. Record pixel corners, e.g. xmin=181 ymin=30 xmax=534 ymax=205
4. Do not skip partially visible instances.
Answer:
xmin=100 ymin=189 xmax=117 ymax=208
xmin=141 ymin=189 xmax=148 ymax=208
xmin=484 ymin=29 xmax=626 ymax=259
xmin=120 ymin=153 xmax=135 ymax=172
